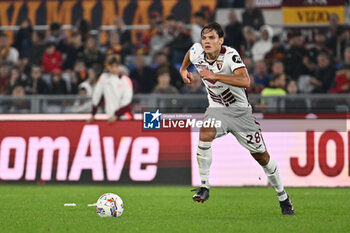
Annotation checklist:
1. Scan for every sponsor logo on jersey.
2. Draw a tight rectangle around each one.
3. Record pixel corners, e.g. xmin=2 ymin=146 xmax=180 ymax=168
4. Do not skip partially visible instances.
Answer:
xmin=232 ymin=55 xmax=242 ymax=63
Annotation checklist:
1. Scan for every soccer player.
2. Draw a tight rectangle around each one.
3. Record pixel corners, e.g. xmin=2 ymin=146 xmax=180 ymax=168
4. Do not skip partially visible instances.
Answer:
xmin=87 ymin=55 xmax=133 ymax=124
xmin=179 ymin=22 xmax=294 ymax=215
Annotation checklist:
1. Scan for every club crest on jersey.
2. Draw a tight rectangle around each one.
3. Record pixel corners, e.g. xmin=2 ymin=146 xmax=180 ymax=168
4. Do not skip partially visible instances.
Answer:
xmin=216 ymin=60 xmax=223 ymax=70
xmin=232 ymin=55 xmax=242 ymax=63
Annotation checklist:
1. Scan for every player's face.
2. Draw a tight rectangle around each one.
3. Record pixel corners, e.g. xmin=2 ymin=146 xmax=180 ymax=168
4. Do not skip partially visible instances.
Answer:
xmin=107 ymin=64 xmax=119 ymax=75
xmin=201 ymin=29 xmax=223 ymax=55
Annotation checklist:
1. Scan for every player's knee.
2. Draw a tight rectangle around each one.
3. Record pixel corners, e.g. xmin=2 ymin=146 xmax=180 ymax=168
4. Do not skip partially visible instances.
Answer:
xmin=252 ymin=151 xmax=270 ymax=166
xmin=199 ymin=129 xmax=216 ymax=142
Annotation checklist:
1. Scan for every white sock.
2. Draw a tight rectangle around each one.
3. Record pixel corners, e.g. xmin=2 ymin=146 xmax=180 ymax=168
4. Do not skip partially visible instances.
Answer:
xmin=197 ymin=140 xmax=212 ymax=189
xmin=263 ymin=157 xmax=287 ymax=201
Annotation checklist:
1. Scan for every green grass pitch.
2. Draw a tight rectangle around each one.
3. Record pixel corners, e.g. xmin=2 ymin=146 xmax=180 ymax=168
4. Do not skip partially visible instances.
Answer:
xmin=0 ymin=185 xmax=349 ymax=233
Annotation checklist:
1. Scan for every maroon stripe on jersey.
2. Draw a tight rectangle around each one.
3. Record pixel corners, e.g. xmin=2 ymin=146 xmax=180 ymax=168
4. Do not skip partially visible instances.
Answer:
xmin=221 ymin=88 xmax=231 ymax=96
xmin=232 ymin=66 xmax=246 ymax=72
xmin=220 ymin=46 xmax=226 ymax=54
xmin=225 ymin=95 xmax=235 ymax=102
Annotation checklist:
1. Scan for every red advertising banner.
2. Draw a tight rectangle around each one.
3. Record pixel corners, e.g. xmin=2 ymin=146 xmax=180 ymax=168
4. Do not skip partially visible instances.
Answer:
xmin=0 ymin=121 xmax=192 ymax=184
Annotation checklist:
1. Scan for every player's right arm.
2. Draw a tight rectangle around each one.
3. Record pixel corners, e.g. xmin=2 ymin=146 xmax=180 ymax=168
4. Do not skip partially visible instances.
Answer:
xmin=179 ymin=50 xmax=193 ymax=84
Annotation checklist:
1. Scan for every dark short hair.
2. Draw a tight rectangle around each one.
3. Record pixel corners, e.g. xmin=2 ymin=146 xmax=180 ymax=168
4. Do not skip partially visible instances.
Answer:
xmin=157 ymin=67 xmax=169 ymax=77
xmin=45 ymin=42 xmax=56 ymax=49
xmin=106 ymin=55 xmax=119 ymax=66
xmin=201 ymin=22 xmax=224 ymax=38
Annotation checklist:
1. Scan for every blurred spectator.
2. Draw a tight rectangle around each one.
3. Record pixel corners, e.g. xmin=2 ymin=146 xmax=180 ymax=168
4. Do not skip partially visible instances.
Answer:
xmin=42 ymin=42 xmax=63 ymax=74
xmin=17 ymin=58 xmax=31 ymax=81
xmin=180 ymin=72 xmax=205 ymax=94
xmin=225 ymin=11 xmax=244 ymax=52
xmin=342 ymin=47 xmax=350 ymax=68
xmin=7 ymin=66 xmax=25 ymax=94
xmin=130 ymin=54 xmax=156 ymax=93
xmin=152 ymin=69 xmax=178 ymax=94
xmin=261 ymin=74 xmax=287 ymax=107
xmin=28 ymin=31 xmax=46 ymax=66
xmin=252 ymin=25 xmax=273 ymax=62
xmin=309 ymin=53 xmax=336 ymax=93
xmin=242 ymin=0 xmax=265 ymax=31
xmin=265 ymin=35 xmax=286 ymax=69
xmin=271 ymin=60 xmax=288 ymax=79
xmin=149 ymin=20 xmax=173 ymax=59
xmin=105 ymin=32 xmax=130 ymax=64
xmin=308 ymin=30 xmax=331 ymax=66
xmin=192 ymin=11 xmax=206 ymax=43
xmin=168 ymin=21 xmax=192 ymax=64
xmin=13 ymin=18 xmax=32 ymax=58
xmin=327 ymin=13 xmax=340 ymax=40
xmin=63 ymin=31 xmax=84 ymax=71
xmin=46 ymin=22 xmax=68 ymax=52
xmin=114 ymin=17 xmax=132 ymax=48
xmin=83 ymin=36 xmax=104 ymax=68
xmin=0 ymin=33 xmax=19 ymax=64
xmin=154 ymin=52 xmax=183 ymax=89
xmin=86 ymin=67 xmax=98 ymax=90
xmin=71 ymin=81 xmax=92 ymax=113
xmin=140 ymin=11 xmax=161 ymax=54
xmin=75 ymin=18 xmax=90 ymax=42
xmin=10 ymin=86 xmax=29 ymax=113
xmin=242 ymin=26 xmax=257 ymax=58
xmin=326 ymin=25 xmax=349 ymax=62
xmin=254 ymin=60 xmax=270 ymax=87
xmin=330 ymin=65 xmax=350 ymax=93
xmin=164 ymin=14 xmax=178 ymax=37
xmin=242 ymin=56 xmax=254 ymax=74
xmin=246 ymin=74 xmax=264 ymax=94
xmin=285 ymin=32 xmax=310 ymax=80
xmin=0 ymin=62 xmax=9 ymax=95
xmin=51 ymin=71 xmax=67 ymax=95
xmin=285 ymin=80 xmax=307 ymax=113
xmin=70 ymin=60 xmax=87 ymax=94
xmin=25 ymin=65 xmax=49 ymax=95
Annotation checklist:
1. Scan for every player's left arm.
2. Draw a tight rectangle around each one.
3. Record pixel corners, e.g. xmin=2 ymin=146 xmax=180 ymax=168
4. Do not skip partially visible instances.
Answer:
xmin=199 ymin=67 xmax=250 ymax=88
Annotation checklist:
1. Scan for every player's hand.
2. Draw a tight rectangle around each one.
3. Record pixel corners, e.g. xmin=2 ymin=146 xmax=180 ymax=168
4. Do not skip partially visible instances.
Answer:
xmin=199 ymin=69 xmax=216 ymax=81
xmin=108 ymin=115 xmax=117 ymax=125
xmin=180 ymin=69 xmax=193 ymax=84
xmin=86 ymin=116 xmax=95 ymax=123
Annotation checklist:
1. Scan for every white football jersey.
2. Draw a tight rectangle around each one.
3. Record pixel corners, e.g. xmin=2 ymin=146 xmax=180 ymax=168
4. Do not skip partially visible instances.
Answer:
xmin=190 ymin=43 xmax=250 ymax=108
xmin=92 ymin=73 xmax=133 ymax=117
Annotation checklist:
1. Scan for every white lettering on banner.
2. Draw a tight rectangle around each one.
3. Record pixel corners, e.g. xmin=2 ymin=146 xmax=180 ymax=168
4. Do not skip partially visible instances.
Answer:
xmin=68 ymin=125 xmax=104 ymax=181
xmin=103 ymin=137 xmax=132 ymax=181
xmin=0 ymin=137 xmax=26 ymax=180
xmin=130 ymin=137 xmax=159 ymax=181
xmin=26 ymin=137 xmax=69 ymax=181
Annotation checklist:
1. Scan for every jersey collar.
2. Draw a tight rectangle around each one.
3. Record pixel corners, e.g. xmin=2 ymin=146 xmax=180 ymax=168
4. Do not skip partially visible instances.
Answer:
xmin=203 ymin=46 xmax=226 ymax=65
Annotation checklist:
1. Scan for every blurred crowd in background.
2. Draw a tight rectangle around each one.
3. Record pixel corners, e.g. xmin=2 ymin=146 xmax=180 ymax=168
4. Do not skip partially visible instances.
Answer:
xmin=0 ymin=0 xmax=349 ymax=113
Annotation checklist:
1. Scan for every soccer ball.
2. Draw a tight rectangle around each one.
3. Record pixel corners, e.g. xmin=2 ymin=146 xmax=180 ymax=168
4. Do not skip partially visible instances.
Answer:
xmin=96 ymin=193 xmax=124 ymax=218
